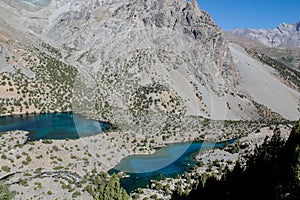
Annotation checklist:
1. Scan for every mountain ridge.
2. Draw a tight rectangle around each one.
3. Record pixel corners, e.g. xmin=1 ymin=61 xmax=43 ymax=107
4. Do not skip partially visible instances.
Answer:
xmin=229 ymin=20 xmax=300 ymax=48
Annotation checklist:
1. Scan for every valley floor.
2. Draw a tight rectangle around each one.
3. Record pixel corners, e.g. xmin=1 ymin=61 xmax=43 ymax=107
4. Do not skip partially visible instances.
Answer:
xmin=0 ymin=121 xmax=293 ymax=199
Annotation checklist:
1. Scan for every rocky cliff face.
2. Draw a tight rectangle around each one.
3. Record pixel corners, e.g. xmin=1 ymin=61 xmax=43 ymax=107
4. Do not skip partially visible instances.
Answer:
xmin=54 ymin=1 xmax=251 ymax=130
xmin=229 ymin=21 xmax=300 ymax=48
xmin=47 ymin=0 xmax=237 ymax=91
xmin=43 ymin=0 xmax=256 ymax=130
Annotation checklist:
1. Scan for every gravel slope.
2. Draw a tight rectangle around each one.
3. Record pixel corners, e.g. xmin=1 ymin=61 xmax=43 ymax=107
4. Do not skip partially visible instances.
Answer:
xmin=230 ymin=43 xmax=299 ymax=120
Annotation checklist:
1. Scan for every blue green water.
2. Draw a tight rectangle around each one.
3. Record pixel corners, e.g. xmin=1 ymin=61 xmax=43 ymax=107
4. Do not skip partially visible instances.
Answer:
xmin=0 ymin=112 xmax=111 ymax=141
xmin=0 ymin=113 xmax=235 ymax=192
xmin=109 ymin=139 xmax=235 ymax=192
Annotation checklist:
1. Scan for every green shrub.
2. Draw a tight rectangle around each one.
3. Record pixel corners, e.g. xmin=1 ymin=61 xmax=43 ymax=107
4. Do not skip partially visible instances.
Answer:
xmin=1 ymin=166 xmax=10 ymax=173
xmin=42 ymin=140 xmax=53 ymax=144
xmin=0 ymin=183 xmax=13 ymax=200
xmin=72 ymin=191 xmax=81 ymax=198
xmin=53 ymin=166 xmax=64 ymax=170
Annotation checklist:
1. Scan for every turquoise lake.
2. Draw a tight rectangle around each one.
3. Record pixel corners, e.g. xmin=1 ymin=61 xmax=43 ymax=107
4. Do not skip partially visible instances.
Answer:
xmin=109 ymin=139 xmax=235 ymax=192
xmin=0 ymin=112 xmax=111 ymax=141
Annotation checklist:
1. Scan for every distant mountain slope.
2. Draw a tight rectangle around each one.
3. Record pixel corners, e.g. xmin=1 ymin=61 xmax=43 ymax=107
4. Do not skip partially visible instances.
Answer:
xmin=229 ymin=21 xmax=300 ymax=48
xmin=225 ymin=32 xmax=300 ymax=71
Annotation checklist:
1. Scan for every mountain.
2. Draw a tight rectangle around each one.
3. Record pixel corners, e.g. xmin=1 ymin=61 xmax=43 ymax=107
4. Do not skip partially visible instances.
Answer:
xmin=46 ymin=0 xmax=245 ymax=125
xmin=229 ymin=21 xmax=300 ymax=48
xmin=0 ymin=0 xmax=299 ymax=131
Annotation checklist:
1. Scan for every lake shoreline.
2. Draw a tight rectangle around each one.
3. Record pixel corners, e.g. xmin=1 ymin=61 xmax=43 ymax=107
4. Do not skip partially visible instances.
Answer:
xmin=0 ymin=113 xmax=292 ymax=199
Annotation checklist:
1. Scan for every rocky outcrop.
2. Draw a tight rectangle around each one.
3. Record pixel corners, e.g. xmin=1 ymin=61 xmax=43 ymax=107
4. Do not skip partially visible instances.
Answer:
xmin=48 ymin=0 xmax=237 ymax=89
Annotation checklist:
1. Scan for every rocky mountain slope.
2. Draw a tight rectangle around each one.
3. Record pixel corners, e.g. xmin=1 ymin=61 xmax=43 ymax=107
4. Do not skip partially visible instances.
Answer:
xmin=229 ymin=21 xmax=300 ymax=48
xmin=225 ymin=31 xmax=300 ymax=71
xmin=0 ymin=0 xmax=299 ymax=133
xmin=228 ymin=43 xmax=299 ymax=120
